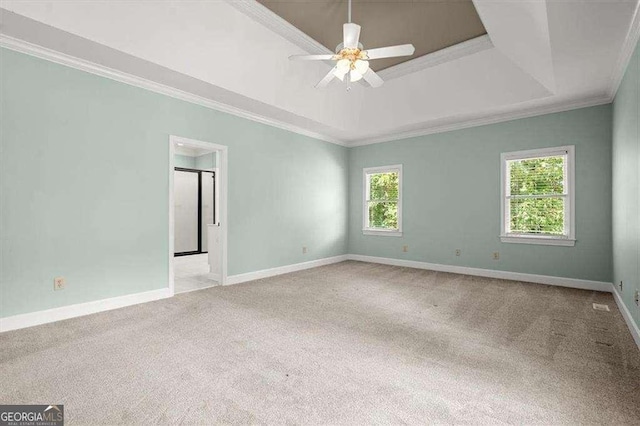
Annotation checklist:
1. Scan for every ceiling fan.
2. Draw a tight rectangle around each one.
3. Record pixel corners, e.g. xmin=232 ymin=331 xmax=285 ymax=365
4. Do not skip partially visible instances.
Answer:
xmin=289 ymin=0 xmax=415 ymax=89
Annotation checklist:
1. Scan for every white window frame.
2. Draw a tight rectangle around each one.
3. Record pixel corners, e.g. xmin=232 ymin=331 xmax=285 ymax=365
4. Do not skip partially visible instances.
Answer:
xmin=363 ymin=165 xmax=403 ymax=237
xmin=500 ymin=145 xmax=575 ymax=246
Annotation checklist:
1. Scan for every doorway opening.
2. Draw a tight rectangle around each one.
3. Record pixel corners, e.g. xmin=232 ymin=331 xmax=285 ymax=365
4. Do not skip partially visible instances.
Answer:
xmin=169 ymin=136 xmax=228 ymax=294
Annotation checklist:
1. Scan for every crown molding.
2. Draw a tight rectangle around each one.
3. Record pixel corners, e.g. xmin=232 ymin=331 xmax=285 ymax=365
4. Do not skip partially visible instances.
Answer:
xmin=4 ymin=0 xmax=638 ymax=150
xmin=377 ymin=35 xmax=493 ymax=81
xmin=0 ymin=34 xmax=347 ymax=146
xmin=345 ymin=93 xmax=612 ymax=147
xmin=0 ymin=33 xmax=613 ymax=149
xmin=227 ymin=0 xmax=332 ymax=55
xmin=608 ymin=0 xmax=640 ymax=100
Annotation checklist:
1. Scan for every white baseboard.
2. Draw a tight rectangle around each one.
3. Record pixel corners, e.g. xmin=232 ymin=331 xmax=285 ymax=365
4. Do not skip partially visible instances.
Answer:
xmin=226 ymin=255 xmax=349 ymax=285
xmin=0 ymin=254 xmax=348 ymax=333
xmin=4 ymin=255 xmax=633 ymax=347
xmin=0 ymin=287 xmax=172 ymax=333
xmin=347 ymin=254 xmax=613 ymax=292
xmin=612 ymin=288 xmax=640 ymax=350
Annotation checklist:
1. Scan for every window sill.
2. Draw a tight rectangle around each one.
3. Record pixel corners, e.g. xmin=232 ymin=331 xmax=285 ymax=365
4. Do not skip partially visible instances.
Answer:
xmin=500 ymin=235 xmax=575 ymax=246
xmin=363 ymin=229 xmax=403 ymax=237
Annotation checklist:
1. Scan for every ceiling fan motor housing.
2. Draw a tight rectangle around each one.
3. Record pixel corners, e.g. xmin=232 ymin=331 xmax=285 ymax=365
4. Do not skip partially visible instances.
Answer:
xmin=335 ymin=42 xmax=364 ymax=53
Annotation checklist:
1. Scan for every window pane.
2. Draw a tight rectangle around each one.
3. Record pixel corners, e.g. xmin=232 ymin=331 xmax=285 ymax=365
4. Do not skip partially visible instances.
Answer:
xmin=368 ymin=201 xmax=398 ymax=229
xmin=509 ymin=197 xmax=564 ymax=235
xmin=509 ymin=156 xmax=564 ymax=196
xmin=369 ymin=172 xmax=399 ymax=200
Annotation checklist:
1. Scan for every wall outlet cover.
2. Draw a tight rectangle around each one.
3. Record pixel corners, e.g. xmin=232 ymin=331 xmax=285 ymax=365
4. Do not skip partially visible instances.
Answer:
xmin=54 ymin=277 xmax=65 ymax=291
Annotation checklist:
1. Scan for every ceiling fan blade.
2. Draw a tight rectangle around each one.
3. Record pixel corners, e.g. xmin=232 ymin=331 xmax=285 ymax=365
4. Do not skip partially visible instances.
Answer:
xmin=362 ymin=68 xmax=384 ymax=88
xmin=315 ymin=67 xmax=337 ymax=89
xmin=365 ymin=44 xmax=415 ymax=60
xmin=343 ymin=23 xmax=361 ymax=49
xmin=289 ymin=54 xmax=335 ymax=61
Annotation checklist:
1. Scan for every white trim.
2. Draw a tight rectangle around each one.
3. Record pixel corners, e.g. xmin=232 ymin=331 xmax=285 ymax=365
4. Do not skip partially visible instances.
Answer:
xmin=612 ymin=288 xmax=640 ymax=350
xmin=0 ymin=35 xmax=616 ymax=148
xmin=169 ymin=135 xmax=229 ymax=295
xmin=378 ymin=35 xmax=493 ymax=81
xmin=608 ymin=0 xmax=640 ymax=100
xmin=4 ymin=256 xmax=636 ymax=350
xmin=226 ymin=255 xmax=349 ymax=285
xmin=500 ymin=145 xmax=575 ymax=246
xmin=501 ymin=146 xmax=574 ymax=161
xmin=499 ymin=236 xmax=575 ymax=247
xmin=1 ymin=10 xmax=635 ymax=148
xmin=0 ymin=34 xmax=345 ymax=146
xmin=0 ymin=288 xmax=171 ymax=333
xmin=347 ymin=95 xmax=612 ymax=147
xmin=227 ymin=1 xmax=492 ymax=83
xmin=227 ymin=0 xmax=332 ymax=57
xmin=363 ymin=230 xmax=403 ymax=237
xmin=363 ymin=165 xmax=403 ymax=235
xmin=347 ymin=254 xmax=612 ymax=292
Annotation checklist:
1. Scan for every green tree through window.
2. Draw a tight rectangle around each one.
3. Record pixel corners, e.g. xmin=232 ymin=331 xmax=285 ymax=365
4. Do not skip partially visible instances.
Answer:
xmin=367 ymin=171 xmax=399 ymax=229
xmin=507 ymin=156 xmax=565 ymax=235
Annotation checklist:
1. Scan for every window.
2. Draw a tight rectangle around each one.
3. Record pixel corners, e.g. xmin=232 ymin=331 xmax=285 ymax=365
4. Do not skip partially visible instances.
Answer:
xmin=500 ymin=146 xmax=575 ymax=246
xmin=363 ymin=165 xmax=402 ymax=236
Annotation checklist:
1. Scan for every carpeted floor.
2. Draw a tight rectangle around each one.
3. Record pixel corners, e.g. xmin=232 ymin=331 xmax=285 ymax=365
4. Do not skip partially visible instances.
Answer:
xmin=1 ymin=261 xmax=639 ymax=424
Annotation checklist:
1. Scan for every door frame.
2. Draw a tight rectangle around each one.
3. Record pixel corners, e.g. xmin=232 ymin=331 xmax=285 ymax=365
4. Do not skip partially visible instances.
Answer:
xmin=169 ymin=135 xmax=228 ymax=294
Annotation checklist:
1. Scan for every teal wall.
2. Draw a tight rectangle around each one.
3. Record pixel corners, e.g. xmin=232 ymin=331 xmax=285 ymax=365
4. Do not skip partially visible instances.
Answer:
xmin=0 ymin=48 xmax=348 ymax=318
xmin=0 ymin=45 xmax=629 ymax=322
xmin=195 ymin=153 xmax=216 ymax=170
xmin=348 ymin=105 xmax=613 ymax=282
xmin=174 ymin=153 xmax=216 ymax=170
xmin=612 ymin=39 xmax=640 ymax=329
xmin=174 ymin=154 xmax=195 ymax=169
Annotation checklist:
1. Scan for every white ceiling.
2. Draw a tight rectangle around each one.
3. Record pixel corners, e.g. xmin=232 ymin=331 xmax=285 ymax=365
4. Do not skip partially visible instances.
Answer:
xmin=175 ymin=145 xmax=214 ymax=157
xmin=1 ymin=0 xmax=639 ymax=146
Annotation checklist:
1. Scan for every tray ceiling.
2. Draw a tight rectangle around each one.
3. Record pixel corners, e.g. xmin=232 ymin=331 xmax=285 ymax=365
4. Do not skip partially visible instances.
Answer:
xmin=0 ymin=0 xmax=638 ymax=145
xmin=258 ymin=0 xmax=486 ymax=71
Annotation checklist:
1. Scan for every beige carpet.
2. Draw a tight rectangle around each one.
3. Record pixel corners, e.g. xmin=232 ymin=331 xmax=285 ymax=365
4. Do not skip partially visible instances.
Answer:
xmin=1 ymin=261 xmax=639 ymax=424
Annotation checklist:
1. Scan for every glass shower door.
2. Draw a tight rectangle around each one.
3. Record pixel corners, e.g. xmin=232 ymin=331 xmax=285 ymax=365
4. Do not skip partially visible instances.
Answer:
xmin=174 ymin=169 xmax=200 ymax=255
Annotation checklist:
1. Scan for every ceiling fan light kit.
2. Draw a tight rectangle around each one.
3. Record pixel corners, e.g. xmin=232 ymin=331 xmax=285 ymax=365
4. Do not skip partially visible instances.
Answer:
xmin=289 ymin=0 xmax=415 ymax=89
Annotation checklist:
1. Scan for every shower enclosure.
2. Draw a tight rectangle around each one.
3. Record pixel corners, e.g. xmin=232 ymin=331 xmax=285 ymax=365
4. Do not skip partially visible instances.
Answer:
xmin=174 ymin=168 xmax=215 ymax=256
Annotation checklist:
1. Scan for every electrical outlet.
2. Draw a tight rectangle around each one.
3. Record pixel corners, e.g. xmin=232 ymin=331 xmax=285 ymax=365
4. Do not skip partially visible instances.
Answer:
xmin=302 ymin=246 xmax=307 ymax=254
xmin=492 ymin=252 xmax=500 ymax=260
xmin=402 ymin=245 xmax=408 ymax=253
xmin=54 ymin=277 xmax=65 ymax=291
xmin=634 ymin=290 xmax=639 ymax=307
xmin=455 ymin=249 xmax=461 ymax=257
